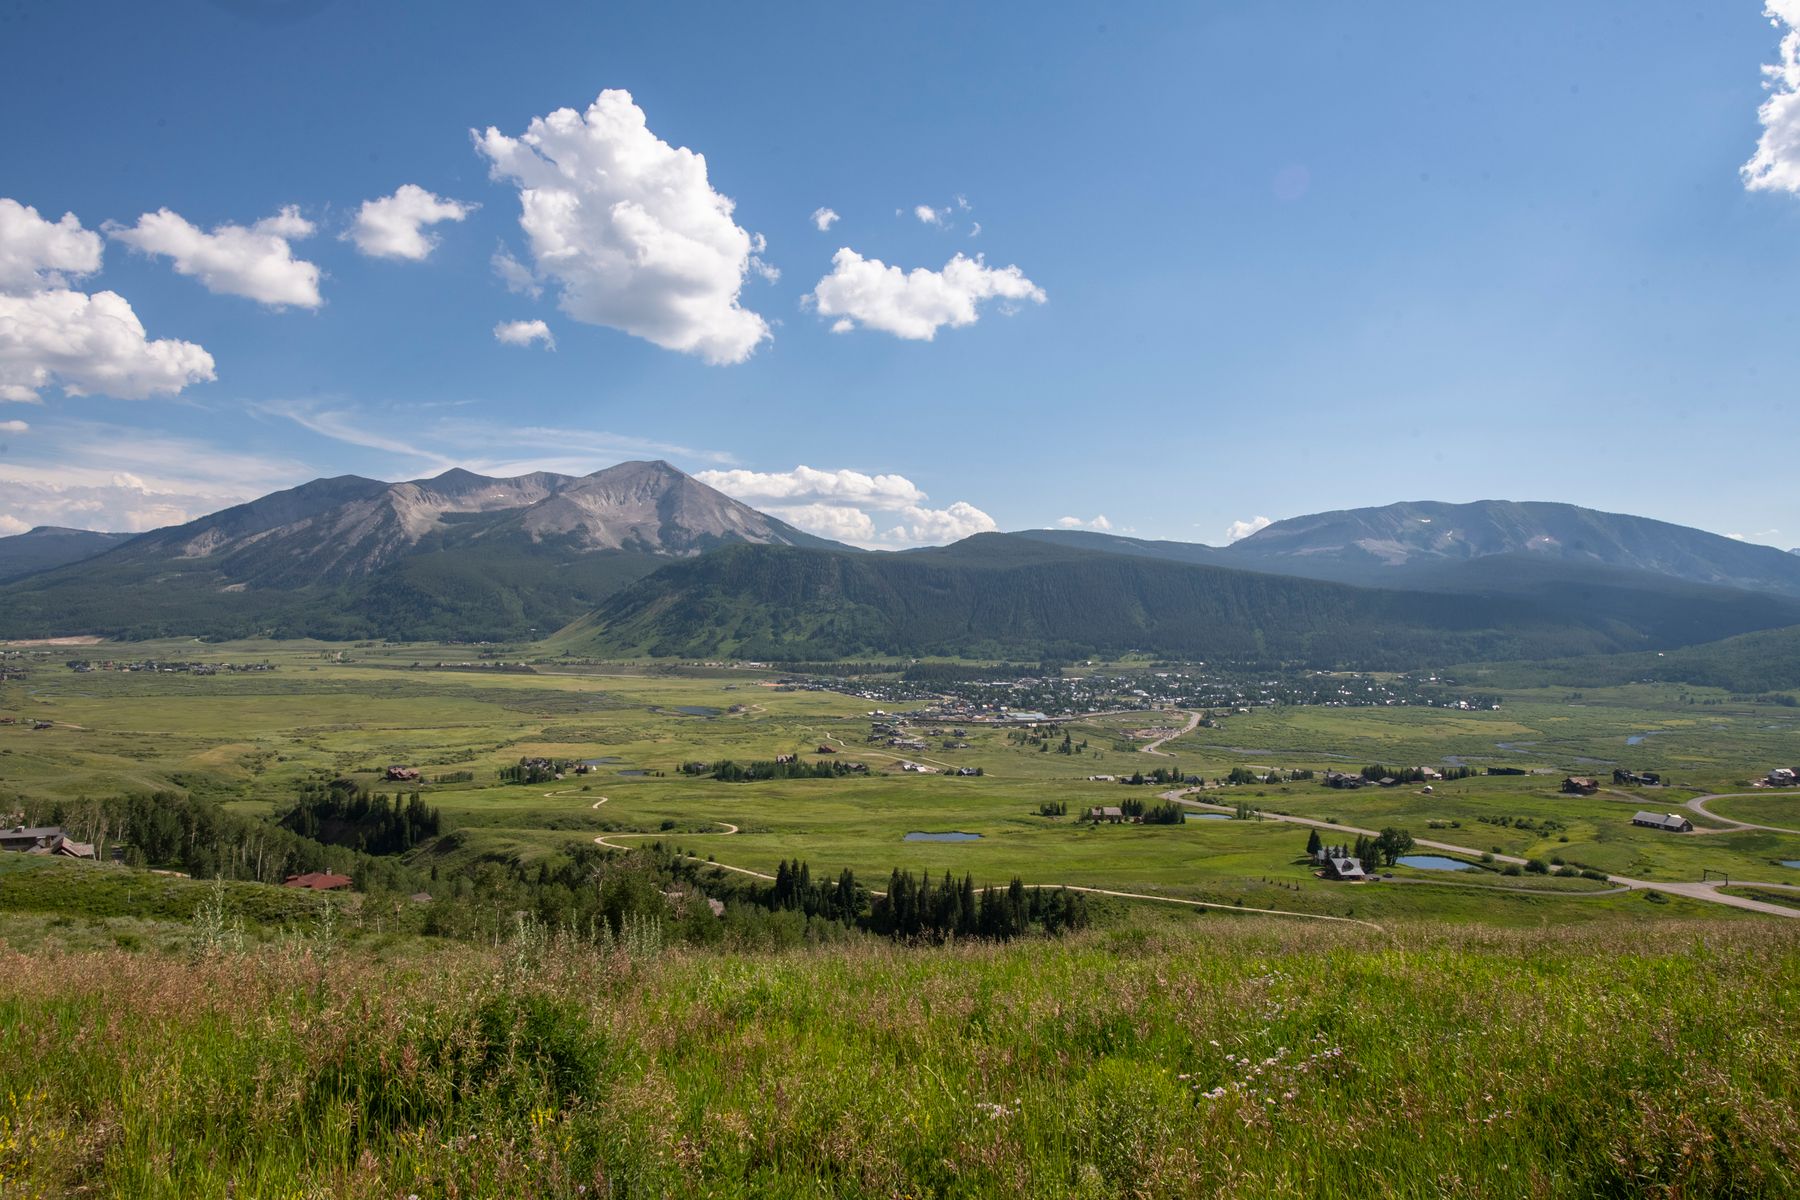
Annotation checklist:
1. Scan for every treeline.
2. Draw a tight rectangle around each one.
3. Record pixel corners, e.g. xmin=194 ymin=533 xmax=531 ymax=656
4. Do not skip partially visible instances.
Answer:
xmin=1359 ymin=765 xmax=1475 ymax=782
xmin=772 ymin=662 xmax=899 ymax=677
xmin=18 ymin=791 xmax=425 ymax=894
xmin=278 ymin=778 xmax=442 ymax=856
xmin=901 ymin=662 xmax=1058 ymax=684
xmin=681 ymin=759 xmax=864 ymax=782
xmin=422 ymin=847 xmax=1092 ymax=949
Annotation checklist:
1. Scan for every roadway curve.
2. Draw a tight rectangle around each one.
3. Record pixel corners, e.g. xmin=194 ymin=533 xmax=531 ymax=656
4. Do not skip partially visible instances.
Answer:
xmin=1162 ymin=789 xmax=1800 ymax=919
xmin=1684 ymin=792 xmax=1800 ymax=836
xmin=1140 ymin=710 xmax=1201 ymax=757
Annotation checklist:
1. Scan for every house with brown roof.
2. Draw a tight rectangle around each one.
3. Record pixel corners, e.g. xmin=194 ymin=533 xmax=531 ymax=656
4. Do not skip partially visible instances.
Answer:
xmin=283 ymin=871 xmax=353 ymax=891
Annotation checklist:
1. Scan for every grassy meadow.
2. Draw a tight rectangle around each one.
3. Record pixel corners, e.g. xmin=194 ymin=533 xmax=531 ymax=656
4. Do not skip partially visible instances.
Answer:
xmin=1 ymin=920 xmax=1797 ymax=1198
xmin=6 ymin=640 xmax=1800 ymax=924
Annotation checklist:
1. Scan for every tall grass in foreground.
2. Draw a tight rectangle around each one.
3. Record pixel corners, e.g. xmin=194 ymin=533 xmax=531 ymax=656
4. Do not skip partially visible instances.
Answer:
xmin=0 ymin=920 xmax=1796 ymax=1197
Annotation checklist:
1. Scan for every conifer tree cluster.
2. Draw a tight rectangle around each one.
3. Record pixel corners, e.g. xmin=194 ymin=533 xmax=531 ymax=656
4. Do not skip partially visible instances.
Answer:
xmin=870 ymin=871 xmax=1088 ymax=942
xmin=280 ymin=778 xmax=442 ymax=856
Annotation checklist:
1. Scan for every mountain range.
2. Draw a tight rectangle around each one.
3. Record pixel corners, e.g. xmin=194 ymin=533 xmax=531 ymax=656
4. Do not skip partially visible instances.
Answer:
xmin=3 ymin=465 xmax=1799 ymax=679
xmin=0 ymin=461 xmax=842 ymax=641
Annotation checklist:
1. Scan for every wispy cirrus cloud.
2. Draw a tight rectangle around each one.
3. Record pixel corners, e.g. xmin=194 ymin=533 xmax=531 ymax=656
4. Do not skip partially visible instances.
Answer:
xmin=0 ymin=417 xmax=313 ymax=532
xmin=258 ymin=399 xmax=737 ymax=476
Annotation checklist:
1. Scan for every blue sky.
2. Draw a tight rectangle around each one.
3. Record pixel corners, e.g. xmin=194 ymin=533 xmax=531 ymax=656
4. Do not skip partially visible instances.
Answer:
xmin=3 ymin=0 xmax=1800 ymax=548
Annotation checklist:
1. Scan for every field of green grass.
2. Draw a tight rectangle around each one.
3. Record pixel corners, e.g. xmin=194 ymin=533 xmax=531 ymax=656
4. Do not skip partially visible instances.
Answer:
xmin=7 ymin=640 xmax=1800 ymax=926
xmin=1 ymin=920 xmax=1796 ymax=1197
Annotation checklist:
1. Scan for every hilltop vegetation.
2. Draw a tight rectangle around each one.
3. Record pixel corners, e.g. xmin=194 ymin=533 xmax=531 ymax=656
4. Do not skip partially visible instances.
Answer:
xmin=1468 ymin=622 xmax=1800 ymax=693
xmin=567 ymin=535 xmax=1800 ymax=668
xmin=0 ymin=920 xmax=1795 ymax=1197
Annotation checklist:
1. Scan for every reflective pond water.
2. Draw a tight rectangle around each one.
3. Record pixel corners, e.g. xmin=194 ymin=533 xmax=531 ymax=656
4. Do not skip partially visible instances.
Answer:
xmin=1395 ymin=854 xmax=1476 ymax=871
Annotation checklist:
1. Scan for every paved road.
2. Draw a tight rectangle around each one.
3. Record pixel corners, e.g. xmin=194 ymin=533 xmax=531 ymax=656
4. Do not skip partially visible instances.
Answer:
xmin=1684 ymin=792 xmax=1800 ymax=836
xmin=1162 ymin=789 xmax=1800 ymax=919
xmin=1140 ymin=710 xmax=1201 ymax=757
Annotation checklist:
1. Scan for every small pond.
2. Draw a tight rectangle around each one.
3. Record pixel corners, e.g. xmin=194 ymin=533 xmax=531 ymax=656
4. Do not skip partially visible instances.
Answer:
xmin=904 ymin=831 xmax=983 ymax=842
xmin=673 ymin=705 xmax=722 ymax=717
xmin=1626 ymin=730 xmax=1669 ymax=746
xmin=616 ymin=769 xmax=648 ymax=777
xmin=1184 ymin=812 xmax=1231 ymax=821
xmin=1781 ymin=861 xmax=1800 ymax=870
xmin=1395 ymin=854 xmax=1476 ymax=872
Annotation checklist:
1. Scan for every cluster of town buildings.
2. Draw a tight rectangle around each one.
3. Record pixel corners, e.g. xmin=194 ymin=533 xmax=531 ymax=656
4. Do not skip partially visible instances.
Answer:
xmin=65 ymin=659 xmax=275 ymax=675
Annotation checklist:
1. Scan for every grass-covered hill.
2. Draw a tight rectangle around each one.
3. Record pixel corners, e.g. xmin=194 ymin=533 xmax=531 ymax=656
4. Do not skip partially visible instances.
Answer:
xmin=1469 ymin=621 xmax=1800 ymax=693
xmin=561 ymin=534 xmax=1800 ymax=667
xmin=1 ymin=919 xmax=1795 ymax=1197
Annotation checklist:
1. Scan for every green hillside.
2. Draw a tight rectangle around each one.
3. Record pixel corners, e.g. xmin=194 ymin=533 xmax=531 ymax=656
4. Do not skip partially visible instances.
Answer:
xmin=563 ymin=534 xmax=1800 ymax=667
xmin=1469 ymin=622 xmax=1800 ymax=693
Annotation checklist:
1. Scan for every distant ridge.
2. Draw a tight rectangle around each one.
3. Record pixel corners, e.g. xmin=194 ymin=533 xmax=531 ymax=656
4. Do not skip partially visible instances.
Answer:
xmin=1025 ymin=500 xmax=1800 ymax=597
xmin=0 ymin=526 xmax=133 ymax=583
xmin=561 ymin=532 xmax=1800 ymax=668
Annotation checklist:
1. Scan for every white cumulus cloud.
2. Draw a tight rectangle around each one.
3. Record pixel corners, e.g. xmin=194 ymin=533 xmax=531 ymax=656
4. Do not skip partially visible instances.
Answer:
xmin=697 ymin=463 xmax=993 ymax=547
xmin=0 ymin=288 xmax=216 ymax=402
xmin=694 ymin=465 xmax=927 ymax=509
xmin=474 ymin=89 xmax=771 ymax=365
xmin=764 ymin=503 xmax=877 ymax=544
xmin=1744 ymin=3 xmax=1800 ymax=194
xmin=914 ymin=204 xmax=945 ymax=225
xmin=108 ymin=206 xmax=322 ymax=308
xmin=494 ymin=318 xmax=554 ymax=349
xmin=348 ymin=184 xmax=476 ymax=260
xmin=0 ymin=419 xmax=27 ymax=433
xmin=807 ymin=249 xmax=1045 ymax=340
xmin=887 ymin=501 xmax=997 ymax=545
xmin=0 ymin=199 xmax=103 ymax=292
xmin=0 ymin=198 xmax=214 ymax=402
xmin=811 ymin=207 xmax=839 ymax=231
xmin=1055 ymin=514 xmax=1112 ymax=531
xmin=1226 ymin=515 xmax=1273 ymax=542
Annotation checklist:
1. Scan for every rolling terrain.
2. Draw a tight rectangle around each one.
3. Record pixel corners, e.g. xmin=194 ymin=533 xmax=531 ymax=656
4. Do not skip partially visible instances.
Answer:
xmin=563 ymin=532 xmax=1800 ymax=667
